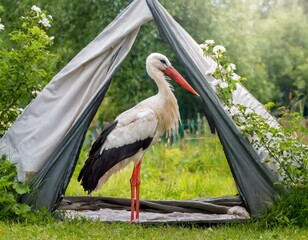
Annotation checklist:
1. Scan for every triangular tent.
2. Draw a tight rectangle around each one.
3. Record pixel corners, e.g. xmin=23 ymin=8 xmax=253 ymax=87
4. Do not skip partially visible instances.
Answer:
xmin=0 ymin=0 xmax=280 ymax=223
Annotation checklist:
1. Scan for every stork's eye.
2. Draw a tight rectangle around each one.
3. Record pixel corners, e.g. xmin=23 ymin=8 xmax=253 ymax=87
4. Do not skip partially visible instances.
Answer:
xmin=160 ymin=59 xmax=167 ymax=64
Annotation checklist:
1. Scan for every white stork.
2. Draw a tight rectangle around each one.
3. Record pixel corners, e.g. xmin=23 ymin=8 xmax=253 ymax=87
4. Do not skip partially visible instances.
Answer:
xmin=78 ymin=53 xmax=199 ymax=223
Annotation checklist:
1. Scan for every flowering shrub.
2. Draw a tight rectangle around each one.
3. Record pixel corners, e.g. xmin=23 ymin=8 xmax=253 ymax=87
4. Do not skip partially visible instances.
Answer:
xmin=0 ymin=5 xmax=58 ymax=220
xmin=0 ymin=6 xmax=57 ymax=137
xmin=200 ymin=40 xmax=308 ymax=189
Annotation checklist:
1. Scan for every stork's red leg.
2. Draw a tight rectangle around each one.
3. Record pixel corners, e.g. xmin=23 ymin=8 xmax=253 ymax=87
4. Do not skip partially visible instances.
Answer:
xmin=130 ymin=165 xmax=137 ymax=223
xmin=130 ymin=161 xmax=142 ymax=223
xmin=135 ymin=161 xmax=142 ymax=221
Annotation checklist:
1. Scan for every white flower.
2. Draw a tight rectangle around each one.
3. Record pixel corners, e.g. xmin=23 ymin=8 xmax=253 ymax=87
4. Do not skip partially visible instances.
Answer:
xmin=238 ymin=116 xmax=247 ymax=123
xmin=0 ymin=23 xmax=4 ymax=31
xmin=31 ymin=5 xmax=41 ymax=13
xmin=210 ymin=79 xmax=222 ymax=86
xmin=219 ymin=81 xmax=228 ymax=89
xmin=231 ymin=73 xmax=241 ymax=81
xmin=244 ymin=108 xmax=254 ymax=115
xmin=213 ymin=45 xmax=226 ymax=57
xmin=50 ymin=36 xmax=55 ymax=41
xmin=199 ymin=43 xmax=209 ymax=51
xmin=213 ymin=45 xmax=226 ymax=53
xmin=223 ymin=105 xmax=230 ymax=112
xmin=229 ymin=106 xmax=241 ymax=116
xmin=39 ymin=16 xmax=51 ymax=28
xmin=205 ymin=39 xmax=215 ymax=45
xmin=31 ymin=90 xmax=40 ymax=96
xmin=226 ymin=63 xmax=236 ymax=72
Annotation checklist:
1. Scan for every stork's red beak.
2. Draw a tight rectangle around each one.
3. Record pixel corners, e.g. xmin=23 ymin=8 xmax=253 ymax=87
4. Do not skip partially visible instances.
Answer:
xmin=163 ymin=66 xmax=200 ymax=97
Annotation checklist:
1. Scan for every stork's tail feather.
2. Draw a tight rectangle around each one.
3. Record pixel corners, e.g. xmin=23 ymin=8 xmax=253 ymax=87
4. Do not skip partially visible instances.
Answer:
xmin=77 ymin=157 xmax=96 ymax=194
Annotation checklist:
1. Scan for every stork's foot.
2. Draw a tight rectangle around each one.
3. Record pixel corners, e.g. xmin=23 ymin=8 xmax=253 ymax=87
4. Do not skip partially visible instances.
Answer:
xmin=130 ymin=204 xmax=141 ymax=224
xmin=130 ymin=218 xmax=140 ymax=224
xmin=130 ymin=202 xmax=141 ymax=224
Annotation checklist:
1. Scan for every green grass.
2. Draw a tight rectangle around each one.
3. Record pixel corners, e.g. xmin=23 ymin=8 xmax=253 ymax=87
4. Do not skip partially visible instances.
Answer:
xmin=66 ymin=134 xmax=238 ymax=199
xmin=0 ymin=219 xmax=307 ymax=240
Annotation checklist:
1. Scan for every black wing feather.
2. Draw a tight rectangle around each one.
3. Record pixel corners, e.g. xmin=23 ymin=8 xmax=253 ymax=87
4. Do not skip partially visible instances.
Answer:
xmin=78 ymin=121 xmax=153 ymax=194
xmin=89 ymin=121 xmax=118 ymax=156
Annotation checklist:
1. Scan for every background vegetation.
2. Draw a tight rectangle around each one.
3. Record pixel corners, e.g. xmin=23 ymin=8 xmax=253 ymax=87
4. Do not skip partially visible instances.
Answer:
xmin=0 ymin=0 xmax=307 ymax=238
xmin=1 ymin=0 xmax=307 ymax=129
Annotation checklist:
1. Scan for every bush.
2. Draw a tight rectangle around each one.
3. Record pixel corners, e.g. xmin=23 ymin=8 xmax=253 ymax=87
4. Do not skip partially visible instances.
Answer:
xmin=258 ymin=187 xmax=308 ymax=228
xmin=0 ymin=155 xmax=31 ymax=220
xmin=0 ymin=5 xmax=57 ymax=137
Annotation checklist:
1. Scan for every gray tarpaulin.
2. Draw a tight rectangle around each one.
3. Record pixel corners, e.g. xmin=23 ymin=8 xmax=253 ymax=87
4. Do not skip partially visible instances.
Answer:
xmin=0 ymin=0 xmax=279 ymax=220
xmin=59 ymin=196 xmax=250 ymax=223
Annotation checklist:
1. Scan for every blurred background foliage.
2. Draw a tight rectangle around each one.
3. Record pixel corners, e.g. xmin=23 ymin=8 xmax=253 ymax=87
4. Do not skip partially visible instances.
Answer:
xmin=0 ymin=0 xmax=307 ymax=123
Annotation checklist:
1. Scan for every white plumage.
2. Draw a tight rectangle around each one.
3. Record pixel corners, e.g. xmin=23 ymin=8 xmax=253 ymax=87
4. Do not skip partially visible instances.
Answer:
xmin=101 ymin=108 xmax=158 ymax=152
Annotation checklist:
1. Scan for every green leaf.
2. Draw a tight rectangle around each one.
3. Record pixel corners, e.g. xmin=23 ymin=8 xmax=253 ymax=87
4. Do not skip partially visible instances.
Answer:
xmin=13 ymin=181 xmax=30 ymax=195
xmin=12 ymin=203 xmax=31 ymax=215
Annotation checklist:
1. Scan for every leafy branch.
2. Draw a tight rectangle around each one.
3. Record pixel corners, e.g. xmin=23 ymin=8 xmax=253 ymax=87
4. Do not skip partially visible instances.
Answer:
xmin=200 ymin=40 xmax=308 ymax=189
xmin=0 ymin=5 xmax=57 ymax=137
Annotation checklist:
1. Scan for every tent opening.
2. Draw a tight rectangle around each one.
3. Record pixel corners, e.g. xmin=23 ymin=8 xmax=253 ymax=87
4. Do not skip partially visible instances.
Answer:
xmin=59 ymin=42 xmax=247 ymax=222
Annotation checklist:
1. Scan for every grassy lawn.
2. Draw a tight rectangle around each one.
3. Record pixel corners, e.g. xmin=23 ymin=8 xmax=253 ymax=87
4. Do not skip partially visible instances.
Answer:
xmin=0 ymin=220 xmax=307 ymax=240
xmin=1 ymin=130 xmax=307 ymax=239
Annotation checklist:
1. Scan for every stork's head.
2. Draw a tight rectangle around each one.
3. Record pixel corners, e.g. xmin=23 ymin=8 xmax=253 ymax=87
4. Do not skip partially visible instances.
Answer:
xmin=146 ymin=53 xmax=199 ymax=96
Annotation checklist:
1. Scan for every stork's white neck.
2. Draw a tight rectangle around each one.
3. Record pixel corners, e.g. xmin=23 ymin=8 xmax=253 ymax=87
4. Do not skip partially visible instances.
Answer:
xmin=146 ymin=63 xmax=180 ymax=137
xmin=146 ymin=64 xmax=174 ymax=97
